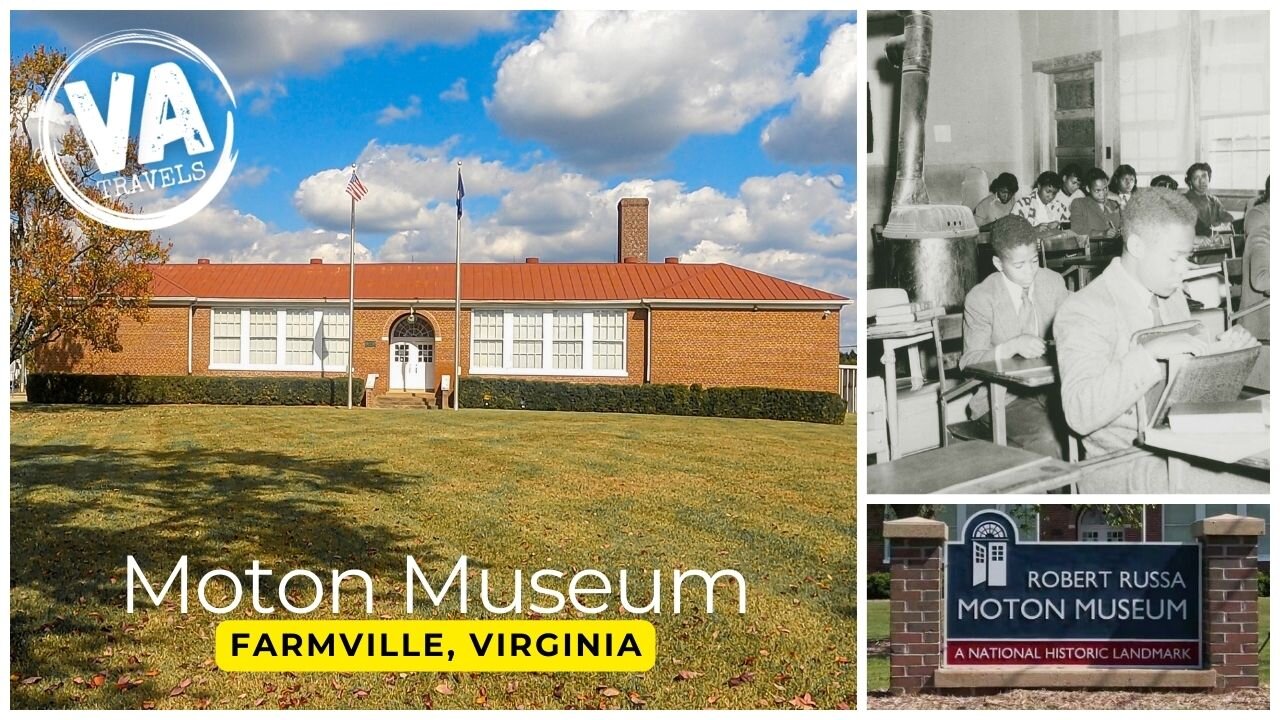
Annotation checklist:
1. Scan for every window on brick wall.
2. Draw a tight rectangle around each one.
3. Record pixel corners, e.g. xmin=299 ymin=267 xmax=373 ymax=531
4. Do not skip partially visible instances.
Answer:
xmin=1163 ymin=505 xmax=1269 ymax=560
xmin=469 ymin=308 xmax=629 ymax=377
xmin=209 ymin=308 xmax=348 ymax=371
xmin=211 ymin=309 xmax=241 ymax=364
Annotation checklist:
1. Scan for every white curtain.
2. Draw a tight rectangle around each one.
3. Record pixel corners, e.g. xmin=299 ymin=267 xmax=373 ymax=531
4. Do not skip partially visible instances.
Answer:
xmin=1115 ymin=10 xmax=1269 ymax=192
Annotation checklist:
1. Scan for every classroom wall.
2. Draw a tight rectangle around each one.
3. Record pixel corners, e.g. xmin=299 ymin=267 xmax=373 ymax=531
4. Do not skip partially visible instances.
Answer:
xmin=866 ymin=11 xmax=1029 ymax=230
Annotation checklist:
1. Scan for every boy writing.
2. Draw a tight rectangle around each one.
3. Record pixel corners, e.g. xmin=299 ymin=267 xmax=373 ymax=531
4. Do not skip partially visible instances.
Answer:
xmin=960 ymin=215 xmax=1071 ymax=458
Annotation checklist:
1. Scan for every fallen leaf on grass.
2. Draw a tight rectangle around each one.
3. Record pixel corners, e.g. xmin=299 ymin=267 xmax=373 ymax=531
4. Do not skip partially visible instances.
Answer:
xmin=674 ymin=669 xmax=701 ymax=681
xmin=353 ymin=688 xmax=369 ymax=699
xmin=627 ymin=691 xmax=647 ymax=707
xmin=253 ymin=697 xmax=265 ymax=707
xmin=434 ymin=681 xmax=454 ymax=695
xmin=789 ymin=693 xmax=818 ymax=709
xmin=141 ymin=700 xmax=155 ymax=710
xmin=90 ymin=674 xmax=106 ymax=688
xmin=728 ymin=671 xmax=755 ymax=688
xmin=20 ymin=676 xmax=42 ymax=685
xmin=598 ymin=686 xmax=621 ymax=697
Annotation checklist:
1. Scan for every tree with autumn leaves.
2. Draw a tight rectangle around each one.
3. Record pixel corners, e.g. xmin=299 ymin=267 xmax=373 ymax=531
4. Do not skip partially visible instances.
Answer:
xmin=10 ymin=46 xmax=169 ymax=364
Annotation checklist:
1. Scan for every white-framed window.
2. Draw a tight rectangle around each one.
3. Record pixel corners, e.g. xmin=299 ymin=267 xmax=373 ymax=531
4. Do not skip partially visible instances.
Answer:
xmin=248 ymin=310 xmax=277 ymax=365
xmin=469 ymin=308 xmax=629 ymax=377
xmin=882 ymin=504 xmax=1040 ymax=565
xmin=208 ymin=308 xmax=350 ymax=372
xmin=552 ymin=312 xmax=584 ymax=370
xmin=285 ymin=310 xmax=314 ymax=366
xmin=321 ymin=311 xmax=350 ymax=371
xmin=592 ymin=310 xmax=626 ymax=370
xmin=471 ymin=310 xmax=504 ymax=369
xmin=1161 ymin=504 xmax=1269 ymax=561
xmin=1115 ymin=10 xmax=1269 ymax=192
xmin=511 ymin=311 xmax=544 ymax=369
xmin=211 ymin=309 xmax=241 ymax=365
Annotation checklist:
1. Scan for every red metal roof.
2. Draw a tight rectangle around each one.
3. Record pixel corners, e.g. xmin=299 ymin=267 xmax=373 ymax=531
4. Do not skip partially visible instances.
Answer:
xmin=146 ymin=262 xmax=847 ymax=303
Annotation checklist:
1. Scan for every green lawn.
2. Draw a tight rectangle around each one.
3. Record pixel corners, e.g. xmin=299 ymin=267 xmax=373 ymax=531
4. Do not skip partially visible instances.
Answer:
xmin=10 ymin=405 xmax=855 ymax=709
xmin=867 ymin=597 xmax=1271 ymax=690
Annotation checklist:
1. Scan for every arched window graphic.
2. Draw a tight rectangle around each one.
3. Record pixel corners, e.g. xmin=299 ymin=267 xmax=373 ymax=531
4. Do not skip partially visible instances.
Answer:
xmin=971 ymin=521 xmax=1008 ymax=587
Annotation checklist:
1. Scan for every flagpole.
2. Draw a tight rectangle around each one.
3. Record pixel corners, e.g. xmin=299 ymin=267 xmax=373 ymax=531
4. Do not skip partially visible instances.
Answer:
xmin=347 ymin=188 xmax=355 ymax=409
xmin=453 ymin=161 xmax=462 ymax=411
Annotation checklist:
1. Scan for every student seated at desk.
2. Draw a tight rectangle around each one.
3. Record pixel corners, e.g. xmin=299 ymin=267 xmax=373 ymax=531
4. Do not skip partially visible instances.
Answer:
xmin=974 ymin=172 xmax=1019 ymax=228
xmin=960 ymin=215 xmax=1071 ymax=458
xmin=1184 ymin=162 xmax=1234 ymax=236
xmin=1011 ymin=172 xmax=1070 ymax=229
xmin=1069 ymin=168 xmax=1122 ymax=240
xmin=1060 ymin=164 xmax=1084 ymax=203
xmin=1241 ymin=176 xmax=1269 ymax=341
xmin=1109 ymin=164 xmax=1138 ymax=210
xmin=1053 ymin=188 xmax=1259 ymax=492
xmin=1151 ymin=175 xmax=1179 ymax=190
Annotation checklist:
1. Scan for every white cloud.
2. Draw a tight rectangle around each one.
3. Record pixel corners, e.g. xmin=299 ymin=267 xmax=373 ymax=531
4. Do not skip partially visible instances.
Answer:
xmin=487 ymin=11 xmax=809 ymax=172
xmin=377 ymin=95 xmax=423 ymax=125
xmin=439 ymin=78 xmax=469 ymax=103
xmin=761 ymin=22 xmax=856 ymax=165
xmin=160 ymin=203 xmax=373 ymax=263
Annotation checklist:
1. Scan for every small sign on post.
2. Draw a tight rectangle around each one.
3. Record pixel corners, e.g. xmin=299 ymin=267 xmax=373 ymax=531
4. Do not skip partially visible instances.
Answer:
xmin=945 ymin=510 xmax=1201 ymax=668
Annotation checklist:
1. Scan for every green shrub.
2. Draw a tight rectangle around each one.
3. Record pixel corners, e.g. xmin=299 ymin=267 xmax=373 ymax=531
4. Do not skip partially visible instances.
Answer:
xmin=867 ymin=572 xmax=891 ymax=599
xmin=1260 ymin=571 xmax=1270 ymax=598
xmin=27 ymin=373 xmax=363 ymax=407
xmin=460 ymin=378 xmax=845 ymax=424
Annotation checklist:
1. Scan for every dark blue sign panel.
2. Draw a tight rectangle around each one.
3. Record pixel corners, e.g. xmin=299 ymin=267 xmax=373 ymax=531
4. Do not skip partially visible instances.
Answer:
xmin=945 ymin=511 xmax=1201 ymax=667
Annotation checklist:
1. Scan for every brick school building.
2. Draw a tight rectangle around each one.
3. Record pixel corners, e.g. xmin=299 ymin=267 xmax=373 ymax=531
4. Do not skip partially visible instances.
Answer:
xmin=32 ymin=199 xmax=848 ymax=404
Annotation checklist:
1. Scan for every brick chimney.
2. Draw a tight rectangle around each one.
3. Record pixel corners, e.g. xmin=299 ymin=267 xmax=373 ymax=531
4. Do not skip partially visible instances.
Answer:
xmin=617 ymin=197 xmax=649 ymax=263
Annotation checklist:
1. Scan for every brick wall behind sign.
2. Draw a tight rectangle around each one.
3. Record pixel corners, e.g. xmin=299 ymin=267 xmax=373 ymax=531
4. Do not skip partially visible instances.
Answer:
xmin=33 ymin=306 xmax=191 ymax=375
xmin=1203 ymin=536 xmax=1261 ymax=689
xmin=888 ymin=537 xmax=944 ymax=693
xmin=650 ymin=308 xmax=840 ymax=392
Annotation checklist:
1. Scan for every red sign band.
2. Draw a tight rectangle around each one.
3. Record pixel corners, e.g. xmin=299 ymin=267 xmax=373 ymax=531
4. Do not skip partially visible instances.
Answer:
xmin=946 ymin=640 xmax=1200 ymax=667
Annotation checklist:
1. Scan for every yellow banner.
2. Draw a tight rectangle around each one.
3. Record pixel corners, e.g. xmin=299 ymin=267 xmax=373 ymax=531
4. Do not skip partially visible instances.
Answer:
xmin=215 ymin=619 xmax=655 ymax=672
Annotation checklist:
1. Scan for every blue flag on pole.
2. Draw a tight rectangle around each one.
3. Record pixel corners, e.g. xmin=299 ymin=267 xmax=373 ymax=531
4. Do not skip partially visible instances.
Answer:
xmin=456 ymin=168 xmax=465 ymax=219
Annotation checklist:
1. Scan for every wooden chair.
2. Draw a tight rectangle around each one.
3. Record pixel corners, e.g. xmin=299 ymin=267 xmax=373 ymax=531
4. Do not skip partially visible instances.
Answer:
xmin=932 ymin=313 xmax=989 ymax=447
xmin=1221 ymin=257 xmax=1244 ymax=318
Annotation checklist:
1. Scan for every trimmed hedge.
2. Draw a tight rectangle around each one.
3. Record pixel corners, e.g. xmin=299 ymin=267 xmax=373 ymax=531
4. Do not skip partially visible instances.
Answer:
xmin=1261 ymin=571 xmax=1270 ymax=598
xmin=459 ymin=377 xmax=846 ymax=424
xmin=867 ymin=572 xmax=891 ymax=600
xmin=27 ymin=373 xmax=364 ymax=407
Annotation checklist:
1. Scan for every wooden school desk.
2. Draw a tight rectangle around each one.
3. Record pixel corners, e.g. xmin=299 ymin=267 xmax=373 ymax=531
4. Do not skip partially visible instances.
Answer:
xmin=962 ymin=354 xmax=1057 ymax=446
xmin=867 ymin=440 xmax=1080 ymax=494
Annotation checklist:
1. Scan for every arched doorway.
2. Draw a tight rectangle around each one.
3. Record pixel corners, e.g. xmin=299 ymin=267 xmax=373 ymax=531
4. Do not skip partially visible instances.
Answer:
xmin=388 ymin=314 xmax=435 ymax=392
xmin=970 ymin=520 xmax=1008 ymax=587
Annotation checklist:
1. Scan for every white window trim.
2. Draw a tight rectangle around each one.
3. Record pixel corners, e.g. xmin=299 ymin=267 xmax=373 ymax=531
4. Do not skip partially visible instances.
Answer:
xmin=882 ymin=505 xmax=1041 ymax=565
xmin=208 ymin=307 xmax=351 ymax=373
xmin=469 ymin=308 xmax=628 ymax=378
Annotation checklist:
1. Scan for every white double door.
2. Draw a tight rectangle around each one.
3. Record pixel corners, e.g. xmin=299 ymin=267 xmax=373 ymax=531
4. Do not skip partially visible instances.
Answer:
xmin=390 ymin=339 xmax=434 ymax=391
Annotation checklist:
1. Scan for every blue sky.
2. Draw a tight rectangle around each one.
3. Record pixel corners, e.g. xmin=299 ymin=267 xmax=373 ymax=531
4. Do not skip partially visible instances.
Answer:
xmin=13 ymin=10 xmax=856 ymax=346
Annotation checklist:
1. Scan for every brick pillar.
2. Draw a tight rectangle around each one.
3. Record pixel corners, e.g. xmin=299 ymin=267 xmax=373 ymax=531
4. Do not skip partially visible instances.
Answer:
xmin=885 ymin=517 xmax=946 ymax=694
xmin=1194 ymin=514 xmax=1265 ymax=690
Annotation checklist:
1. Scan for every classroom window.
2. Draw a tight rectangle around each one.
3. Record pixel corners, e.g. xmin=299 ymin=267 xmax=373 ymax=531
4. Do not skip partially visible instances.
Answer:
xmin=211 ymin=309 xmax=241 ymax=365
xmin=321 ymin=311 xmax=350 ymax=370
xmin=469 ymin=308 xmax=628 ymax=377
xmin=285 ymin=310 xmax=315 ymax=366
xmin=552 ymin=312 xmax=584 ymax=370
xmin=248 ymin=310 xmax=278 ymax=365
xmin=208 ymin=308 xmax=348 ymax=371
xmin=511 ymin=312 xmax=544 ymax=369
xmin=592 ymin=310 xmax=626 ymax=371
xmin=471 ymin=310 xmax=504 ymax=369
xmin=1116 ymin=10 xmax=1269 ymax=191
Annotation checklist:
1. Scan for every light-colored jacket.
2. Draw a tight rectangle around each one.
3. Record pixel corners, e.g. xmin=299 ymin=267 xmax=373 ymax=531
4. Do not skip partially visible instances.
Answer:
xmin=1241 ymin=201 xmax=1269 ymax=340
xmin=959 ymin=268 xmax=1070 ymax=417
xmin=1052 ymin=258 xmax=1192 ymax=458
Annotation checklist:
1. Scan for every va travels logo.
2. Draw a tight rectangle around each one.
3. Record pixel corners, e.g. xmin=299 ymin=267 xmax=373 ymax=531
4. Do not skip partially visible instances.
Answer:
xmin=38 ymin=29 xmax=238 ymax=231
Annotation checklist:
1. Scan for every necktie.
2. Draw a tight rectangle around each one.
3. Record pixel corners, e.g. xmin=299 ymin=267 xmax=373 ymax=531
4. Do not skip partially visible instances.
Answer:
xmin=1145 ymin=294 xmax=1166 ymax=414
xmin=1149 ymin=295 xmax=1162 ymax=327
xmin=1018 ymin=286 xmax=1037 ymax=335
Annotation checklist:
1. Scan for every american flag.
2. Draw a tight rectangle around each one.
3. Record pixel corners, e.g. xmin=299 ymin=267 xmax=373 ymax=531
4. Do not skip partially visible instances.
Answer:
xmin=346 ymin=166 xmax=368 ymax=201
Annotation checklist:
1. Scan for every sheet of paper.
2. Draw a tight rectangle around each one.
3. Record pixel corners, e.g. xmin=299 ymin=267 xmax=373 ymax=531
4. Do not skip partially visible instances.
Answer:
xmin=1143 ymin=428 xmax=1269 ymax=464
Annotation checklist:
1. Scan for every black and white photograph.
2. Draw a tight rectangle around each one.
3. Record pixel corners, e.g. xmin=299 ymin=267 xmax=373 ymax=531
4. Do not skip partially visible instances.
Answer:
xmin=863 ymin=10 xmax=1270 ymax=495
